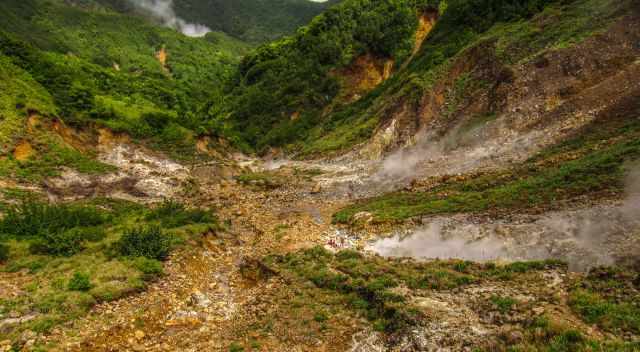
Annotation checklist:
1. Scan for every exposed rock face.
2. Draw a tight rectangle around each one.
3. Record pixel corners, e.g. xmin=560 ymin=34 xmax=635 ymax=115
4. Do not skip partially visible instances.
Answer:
xmin=156 ymin=45 xmax=169 ymax=72
xmin=12 ymin=140 xmax=34 ymax=161
xmin=358 ymin=12 xmax=640 ymax=164
xmin=336 ymin=53 xmax=395 ymax=103
xmin=413 ymin=10 xmax=438 ymax=56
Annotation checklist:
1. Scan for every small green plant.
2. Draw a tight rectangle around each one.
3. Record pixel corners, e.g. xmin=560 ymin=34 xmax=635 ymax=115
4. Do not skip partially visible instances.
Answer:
xmin=68 ymin=272 xmax=92 ymax=291
xmin=313 ymin=311 xmax=328 ymax=322
xmin=229 ymin=342 xmax=244 ymax=352
xmin=113 ymin=226 xmax=172 ymax=260
xmin=490 ymin=295 xmax=517 ymax=313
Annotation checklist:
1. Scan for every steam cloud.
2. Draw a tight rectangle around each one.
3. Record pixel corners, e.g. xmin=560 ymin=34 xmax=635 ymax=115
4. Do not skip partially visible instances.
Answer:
xmin=127 ymin=0 xmax=211 ymax=37
xmin=367 ymin=221 xmax=508 ymax=261
xmin=367 ymin=164 xmax=640 ymax=271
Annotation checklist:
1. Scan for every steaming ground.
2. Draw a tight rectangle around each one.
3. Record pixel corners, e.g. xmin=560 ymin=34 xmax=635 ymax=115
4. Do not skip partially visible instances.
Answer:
xmin=127 ymin=0 xmax=211 ymax=36
xmin=366 ymin=167 xmax=640 ymax=271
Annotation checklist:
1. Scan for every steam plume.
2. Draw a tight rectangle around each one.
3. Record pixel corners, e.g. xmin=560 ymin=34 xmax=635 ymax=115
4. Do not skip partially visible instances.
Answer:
xmin=367 ymin=164 xmax=640 ymax=271
xmin=127 ymin=0 xmax=211 ymax=37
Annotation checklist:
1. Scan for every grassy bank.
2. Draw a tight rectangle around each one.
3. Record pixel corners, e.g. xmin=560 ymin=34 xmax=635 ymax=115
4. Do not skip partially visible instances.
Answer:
xmin=0 ymin=198 xmax=219 ymax=347
xmin=334 ymin=114 xmax=640 ymax=224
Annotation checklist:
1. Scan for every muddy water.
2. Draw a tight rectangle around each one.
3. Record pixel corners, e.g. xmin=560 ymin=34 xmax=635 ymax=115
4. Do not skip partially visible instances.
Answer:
xmin=366 ymin=202 xmax=640 ymax=271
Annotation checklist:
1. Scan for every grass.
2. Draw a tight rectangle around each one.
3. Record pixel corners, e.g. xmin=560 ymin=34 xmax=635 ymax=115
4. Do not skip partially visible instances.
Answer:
xmin=264 ymin=247 xmax=565 ymax=334
xmin=490 ymin=295 xmax=518 ymax=314
xmin=334 ymin=114 xmax=640 ymax=224
xmin=478 ymin=315 xmax=640 ymax=351
xmin=0 ymin=197 xmax=219 ymax=345
xmin=569 ymin=267 xmax=640 ymax=335
xmin=236 ymin=171 xmax=285 ymax=190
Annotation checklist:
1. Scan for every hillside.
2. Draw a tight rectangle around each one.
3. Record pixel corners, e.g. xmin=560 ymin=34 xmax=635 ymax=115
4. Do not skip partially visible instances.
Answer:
xmin=0 ymin=0 xmax=639 ymax=351
xmin=220 ymin=0 xmax=638 ymax=156
xmin=0 ymin=0 xmax=249 ymax=171
xmin=172 ymin=0 xmax=338 ymax=43
xmin=92 ymin=0 xmax=336 ymax=43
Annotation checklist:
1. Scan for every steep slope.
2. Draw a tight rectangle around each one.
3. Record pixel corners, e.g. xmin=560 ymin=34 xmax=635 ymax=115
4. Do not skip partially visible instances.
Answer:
xmin=0 ymin=0 xmax=249 ymax=182
xmin=218 ymin=0 xmax=638 ymax=159
xmin=91 ymin=0 xmax=336 ymax=43
xmin=172 ymin=0 xmax=338 ymax=43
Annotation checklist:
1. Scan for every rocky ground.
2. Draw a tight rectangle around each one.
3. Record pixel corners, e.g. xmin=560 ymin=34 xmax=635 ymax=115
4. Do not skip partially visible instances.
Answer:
xmin=12 ymin=148 xmax=631 ymax=351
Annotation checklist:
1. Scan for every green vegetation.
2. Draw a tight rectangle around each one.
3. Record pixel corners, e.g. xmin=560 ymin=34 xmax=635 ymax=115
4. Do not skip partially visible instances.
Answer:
xmin=146 ymin=199 xmax=217 ymax=228
xmin=490 ymin=295 xmax=518 ymax=314
xmin=265 ymin=246 xmax=564 ymax=333
xmin=0 ymin=199 xmax=107 ymax=239
xmin=236 ymin=171 xmax=285 ymax=190
xmin=0 ymin=197 xmax=218 ymax=343
xmin=67 ymin=271 xmax=93 ymax=292
xmin=112 ymin=226 xmax=173 ymax=260
xmin=0 ymin=0 xmax=249 ymax=169
xmin=335 ymin=113 xmax=640 ymax=223
xmin=211 ymin=0 xmax=621 ymax=154
xmin=569 ymin=267 xmax=640 ymax=335
xmin=480 ymin=316 xmax=640 ymax=351
xmin=171 ymin=0 xmax=334 ymax=43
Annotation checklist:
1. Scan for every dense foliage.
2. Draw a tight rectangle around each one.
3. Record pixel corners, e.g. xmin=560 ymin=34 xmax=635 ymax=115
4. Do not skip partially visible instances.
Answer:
xmin=215 ymin=0 xmax=559 ymax=153
xmin=0 ymin=199 xmax=107 ymax=239
xmin=112 ymin=225 xmax=173 ymax=260
xmin=0 ymin=197 xmax=217 ymax=341
xmin=171 ymin=0 xmax=335 ymax=43
xmin=0 ymin=0 xmax=247 ymax=159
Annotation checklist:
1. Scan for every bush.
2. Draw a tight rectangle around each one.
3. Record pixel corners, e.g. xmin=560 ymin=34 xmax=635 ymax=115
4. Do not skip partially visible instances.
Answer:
xmin=0 ymin=199 xmax=106 ymax=238
xmin=132 ymin=257 xmax=164 ymax=280
xmin=29 ymin=230 xmax=86 ymax=257
xmin=141 ymin=112 xmax=173 ymax=132
xmin=113 ymin=226 xmax=172 ymax=260
xmin=0 ymin=243 xmax=9 ymax=262
xmin=146 ymin=199 xmax=216 ymax=228
xmin=68 ymin=272 xmax=92 ymax=291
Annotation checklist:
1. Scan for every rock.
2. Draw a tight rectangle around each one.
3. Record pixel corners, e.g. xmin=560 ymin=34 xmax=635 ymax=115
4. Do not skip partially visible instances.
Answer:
xmin=353 ymin=211 xmax=373 ymax=223
xmin=134 ymin=330 xmax=145 ymax=340
xmin=532 ymin=306 xmax=545 ymax=315
xmin=311 ymin=183 xmax=322 ymax=194
xmin=190 ymin=291 xmax=211 ymax=308
xmin=20 ymin=329 xmax=36 ymax=343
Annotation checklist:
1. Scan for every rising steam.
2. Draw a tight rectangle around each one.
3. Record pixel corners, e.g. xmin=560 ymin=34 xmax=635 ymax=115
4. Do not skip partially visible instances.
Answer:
xmin=127 ymin=0 xmax=211 ymax=37
xmin=367 ymin=164 xmax=640 ymax=271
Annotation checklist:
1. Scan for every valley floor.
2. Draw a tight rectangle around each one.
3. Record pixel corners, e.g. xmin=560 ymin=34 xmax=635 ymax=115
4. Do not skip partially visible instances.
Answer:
xmin=11 ymin=150 xmax=634 ymax=351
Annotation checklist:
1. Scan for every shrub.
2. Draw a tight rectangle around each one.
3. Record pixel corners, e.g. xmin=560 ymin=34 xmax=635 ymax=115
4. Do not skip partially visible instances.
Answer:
xmin=132 ymin=257 xmax=164 ymax=280
xmin=142 ymin=112 xmax=173 ymax=132
xmin=29 ymin=230 xmax=85 ymax=257
xmin=113 ymin=226 xmax=172 ymax=260
xmin=75 ymin=226 xmax=107 ymax=242
xmin=0 ymin=199 xmax=106 ymax=238
xmin=146 ymin=199 xmax=216 ymax=228
xmin=68 ymin=272 xmax=92 ymax=291
xmin=0 ymin=243 xmax=9 ymax=262
xmin=490 ymin=295 xmax=517 ymax=313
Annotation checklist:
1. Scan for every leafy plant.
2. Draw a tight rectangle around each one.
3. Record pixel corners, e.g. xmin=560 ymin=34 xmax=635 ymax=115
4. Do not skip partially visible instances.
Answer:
xmin=113 ymin=226 xmax=172 ymax=260
xmin=68 ymin=272 xmax=92 ymax=291
xmin=145 ymin=199 xmax=216 ymax=228
xmin=28 ymin=230 xmax=86 ymax=257
xmin=132 ymin=257 xmax=165 ymax=280
xmin=0 ymin=199 xmax=106 ymax=238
